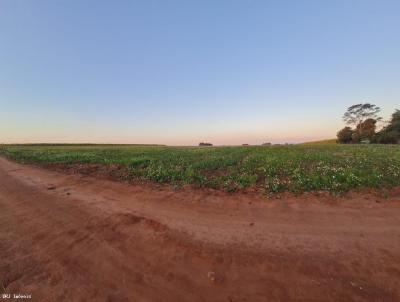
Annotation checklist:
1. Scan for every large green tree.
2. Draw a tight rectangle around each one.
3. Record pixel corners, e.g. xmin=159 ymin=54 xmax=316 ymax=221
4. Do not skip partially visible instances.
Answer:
xmin=373 ymin=109 xmax=400 ymax=144
xmin=342 ymin=103 xmax=381 ymax=141
xmin=386 ymin=109 xmax=400 ymax=132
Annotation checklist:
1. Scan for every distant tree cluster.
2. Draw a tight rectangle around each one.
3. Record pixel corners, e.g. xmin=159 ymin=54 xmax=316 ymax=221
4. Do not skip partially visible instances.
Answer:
xmin=199 ymin=142 xmax=213 ymax=146
xmin=371 ymin=109 xmax=400 ymax=144
xmin=337 ymin=103 xmax=400 ymax=144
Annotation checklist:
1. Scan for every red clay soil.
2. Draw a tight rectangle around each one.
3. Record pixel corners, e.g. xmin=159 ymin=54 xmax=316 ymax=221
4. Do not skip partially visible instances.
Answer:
xmin=0 ymin=157 xmax=400 ymax=302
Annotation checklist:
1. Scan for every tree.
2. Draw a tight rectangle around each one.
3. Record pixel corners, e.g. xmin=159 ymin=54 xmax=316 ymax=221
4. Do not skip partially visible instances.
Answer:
xmin=337 ymin=127 xmax=354 ymax=144
xmin=386 ymin=109 xmax=400 ymax=133
xmin=351 ymin=132 xmax=361 ymax=143
xmin=372 ymin=131 xmax=398 ymax=144
xmin=373 ymin=109 xmax=400 ymax=144
xmin=356 ymin=118 xmax=377 ymax=140
xmin=343 ymin=103 xmax=382 ymax=138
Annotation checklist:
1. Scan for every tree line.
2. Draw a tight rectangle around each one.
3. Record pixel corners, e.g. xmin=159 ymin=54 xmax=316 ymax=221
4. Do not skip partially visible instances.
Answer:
xmin=337 ymin=103 xmax=400 ymax=144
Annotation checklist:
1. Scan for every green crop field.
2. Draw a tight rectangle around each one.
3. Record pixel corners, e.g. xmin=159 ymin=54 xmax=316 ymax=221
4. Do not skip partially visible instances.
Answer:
xmin=1 ymin=144 xmax=399 ymax=193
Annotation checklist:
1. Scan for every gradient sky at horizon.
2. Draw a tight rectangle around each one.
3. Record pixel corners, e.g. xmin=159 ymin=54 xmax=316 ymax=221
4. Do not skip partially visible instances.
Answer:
xmin=1 ymin=0 xmax=399 ymax=145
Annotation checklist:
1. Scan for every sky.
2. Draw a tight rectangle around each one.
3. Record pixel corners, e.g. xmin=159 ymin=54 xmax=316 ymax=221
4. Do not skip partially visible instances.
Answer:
xmin=0 ymin=0 xmax=399 ymax=145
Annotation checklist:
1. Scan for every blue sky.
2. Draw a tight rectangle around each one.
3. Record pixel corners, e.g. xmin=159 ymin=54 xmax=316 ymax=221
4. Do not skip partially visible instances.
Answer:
xmin=1 ymin=0 xmax=399 ymax=145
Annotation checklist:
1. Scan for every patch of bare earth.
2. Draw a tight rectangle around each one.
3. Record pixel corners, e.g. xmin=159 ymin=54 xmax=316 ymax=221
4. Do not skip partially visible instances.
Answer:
xmin=0 ymin=157 xmax=400 ymax=302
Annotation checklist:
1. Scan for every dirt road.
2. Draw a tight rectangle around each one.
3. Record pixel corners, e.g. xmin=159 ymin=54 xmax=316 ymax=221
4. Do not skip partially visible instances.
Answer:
xmin=1 ymin=157 xmax=400 ymax=302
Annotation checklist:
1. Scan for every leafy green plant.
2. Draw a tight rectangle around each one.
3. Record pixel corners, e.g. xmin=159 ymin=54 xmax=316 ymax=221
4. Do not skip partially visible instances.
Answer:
xmin=1 ymin=144 xmax=399 ymax=193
